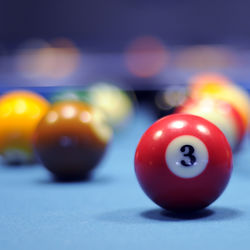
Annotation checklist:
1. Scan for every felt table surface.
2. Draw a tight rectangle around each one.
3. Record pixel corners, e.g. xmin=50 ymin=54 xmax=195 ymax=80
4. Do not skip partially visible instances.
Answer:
xmin=0 ymin=106 xmax=249 ymax=250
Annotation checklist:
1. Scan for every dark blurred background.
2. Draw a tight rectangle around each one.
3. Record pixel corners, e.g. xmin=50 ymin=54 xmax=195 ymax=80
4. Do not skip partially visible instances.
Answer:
xmin=2 ymin=0 xmax=250 ymax=52
xmin=1 ymin=1 xmax=250 ymax=89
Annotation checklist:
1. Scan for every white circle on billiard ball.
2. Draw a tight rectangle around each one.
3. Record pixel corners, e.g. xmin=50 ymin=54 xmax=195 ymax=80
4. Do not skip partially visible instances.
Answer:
xmin=165 ymin=135 xmax=209 ymax=178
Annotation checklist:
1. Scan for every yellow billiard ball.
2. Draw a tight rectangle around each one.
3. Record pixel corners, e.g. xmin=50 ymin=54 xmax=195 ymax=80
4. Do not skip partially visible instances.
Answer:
xmin=0 ymin=90 xmax=50 ymax=164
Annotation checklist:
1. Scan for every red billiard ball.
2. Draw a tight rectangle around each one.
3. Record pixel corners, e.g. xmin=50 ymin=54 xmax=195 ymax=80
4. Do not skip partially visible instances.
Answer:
xmin=134 ymin=114 xmax=232 ymax=212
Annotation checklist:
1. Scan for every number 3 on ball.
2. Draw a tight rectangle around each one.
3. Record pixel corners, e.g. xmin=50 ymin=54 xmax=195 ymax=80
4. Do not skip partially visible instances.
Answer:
xmin=165 ymin=135 xmax=208 ymax=179
xmin=180 ymin=145 xmax=196 ymax=167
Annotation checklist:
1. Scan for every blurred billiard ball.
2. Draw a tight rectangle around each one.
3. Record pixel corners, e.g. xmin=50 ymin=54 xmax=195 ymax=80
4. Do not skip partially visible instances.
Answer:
xmin=0 ymin=90 xmax=50 ymax=164
xmin=86 ymin=83 xmax=134 ymax=129
xmin=189 ymin=73 xmax=231 ymax=90
xmin=134 ymin=114 xmax=232 ymax=212
xmin=33 ymin=101 xmax=113 ymax=180
xmin=189 ymin=74 xmax=249 ymax=131
xmin=50 ymin=83 xmax=134 ymax=130
xmin=176 ymin=98 xmax=246 ymax=151
xmin=153 ymin=86 xmax=188 ymax=118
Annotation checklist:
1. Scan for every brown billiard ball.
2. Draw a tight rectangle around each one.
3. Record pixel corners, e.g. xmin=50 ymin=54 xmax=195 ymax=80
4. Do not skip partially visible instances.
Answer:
xmin=33 ymin=101 xmax=113 ymax=180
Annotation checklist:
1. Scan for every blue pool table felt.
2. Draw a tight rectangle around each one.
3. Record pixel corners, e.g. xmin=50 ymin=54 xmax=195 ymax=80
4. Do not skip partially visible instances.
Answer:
xmin=0 ymin=107 xmax=250 ymax=250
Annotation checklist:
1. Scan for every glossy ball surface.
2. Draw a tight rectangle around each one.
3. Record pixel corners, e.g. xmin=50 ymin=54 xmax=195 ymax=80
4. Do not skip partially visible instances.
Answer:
xmin=177 ymin=98 xmax=245 ymax=151
xmin=33 ymin=101 xmax=112 ymax=180
xmin=134 ymin=114 xmax=232 ymax=212
xmin=189 ymin=78 xmax=249 ymax=130
xmin=50 ymin=84 xmax=134 ymax=129
xmin=0 ymin=90 xmax=50 ymax=164
xmin=87 ymin=83 xmax=133 ymax=129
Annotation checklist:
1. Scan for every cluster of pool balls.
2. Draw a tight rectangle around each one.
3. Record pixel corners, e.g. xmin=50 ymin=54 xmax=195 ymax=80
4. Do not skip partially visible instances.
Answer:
xmin=0 ymin=74 xmax=249 ymax=213
xmin=135 ymin=73 xmax=249 ymax=212
xmin=0 ymin=83 xmax=133 ymax=180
